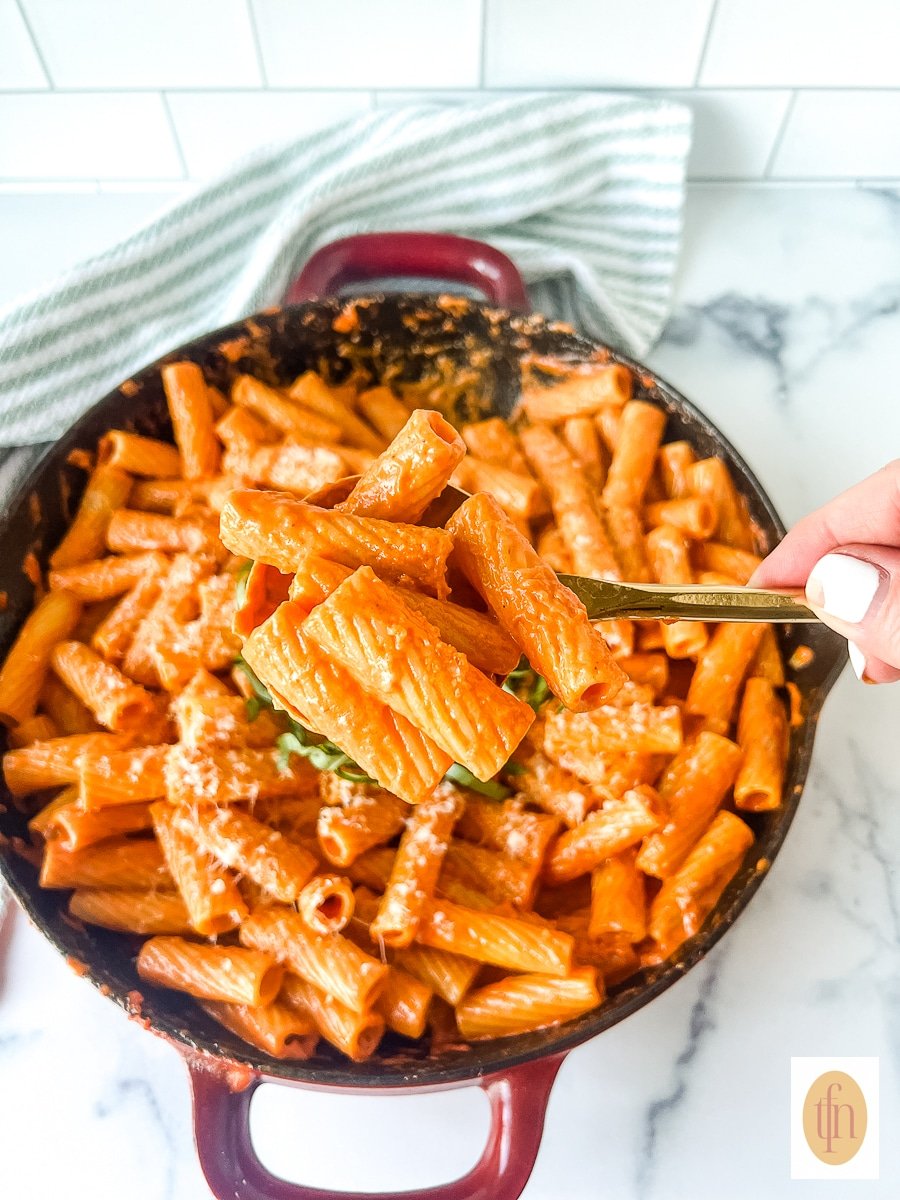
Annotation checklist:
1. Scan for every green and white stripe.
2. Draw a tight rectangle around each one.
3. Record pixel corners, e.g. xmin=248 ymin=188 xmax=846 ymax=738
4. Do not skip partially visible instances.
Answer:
xmin=0 ymin=93 xmax=691 ymax=447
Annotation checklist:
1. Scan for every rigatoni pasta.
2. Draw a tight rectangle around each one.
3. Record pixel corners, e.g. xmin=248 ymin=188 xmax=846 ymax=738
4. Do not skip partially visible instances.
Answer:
xmin=1 ymin=349 xmax=788 ymax=1062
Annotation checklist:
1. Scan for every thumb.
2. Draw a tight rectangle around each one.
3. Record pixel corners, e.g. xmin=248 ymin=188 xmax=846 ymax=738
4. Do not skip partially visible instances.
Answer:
xmin=806 ymin=545 xmax=900 ymax=683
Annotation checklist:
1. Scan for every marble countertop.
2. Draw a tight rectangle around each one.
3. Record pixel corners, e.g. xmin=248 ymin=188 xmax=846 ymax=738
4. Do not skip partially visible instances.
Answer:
xmin=2 ymin=182 xmax=900 ymax=1200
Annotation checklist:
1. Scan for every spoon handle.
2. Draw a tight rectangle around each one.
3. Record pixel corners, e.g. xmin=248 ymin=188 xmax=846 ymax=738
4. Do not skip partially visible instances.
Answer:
xmin=557 ymin=576 xmax=817 ymax=623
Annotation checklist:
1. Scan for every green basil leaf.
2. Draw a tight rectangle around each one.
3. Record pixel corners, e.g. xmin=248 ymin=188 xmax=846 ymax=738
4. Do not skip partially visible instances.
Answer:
xmin=234 ymin=656 xmax=274 ymax=723
xmin=502 ymin=659 xmax=551 ymax=713
xmin=234 ymin=559 xmax=254 ymax=609
xmin=443 ymin=761 xmax=512 ymax=800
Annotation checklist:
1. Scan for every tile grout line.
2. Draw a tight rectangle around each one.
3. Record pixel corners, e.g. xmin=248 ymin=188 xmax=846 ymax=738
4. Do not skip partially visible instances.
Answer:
xmin=0 ymin=84 xmax=899 ymax=96
xmin=692 ymin=0 xmax=721 ymax=87
xmin=0 ymin=178 xmax=896 ymax=191
xmin=13 ymin=0 xmax=55 ymax=89
xmin=160 ymin=92 xmax=189 ymax=180
xmin=245 ymin=0 xmax=269 ymax=87
xmin=762 ymin=89 xmax=798 ymax=179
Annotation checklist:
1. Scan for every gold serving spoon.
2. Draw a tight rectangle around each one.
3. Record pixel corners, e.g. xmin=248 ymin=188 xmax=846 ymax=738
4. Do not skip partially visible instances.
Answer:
xmin=553 ymin=575 xmax=814 ymax=623
xmin=426 ymin=485 xmax=817 ymax=624
xmin=310 ymin=477 xmax=818 ymax=625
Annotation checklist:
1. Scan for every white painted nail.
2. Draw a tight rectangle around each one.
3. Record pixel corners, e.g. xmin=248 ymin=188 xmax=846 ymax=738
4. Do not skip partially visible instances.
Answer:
xmin=848 ymin=641 xmax=867 ymax=681
xmin=807 ymin=553 xmax=881 ymax=624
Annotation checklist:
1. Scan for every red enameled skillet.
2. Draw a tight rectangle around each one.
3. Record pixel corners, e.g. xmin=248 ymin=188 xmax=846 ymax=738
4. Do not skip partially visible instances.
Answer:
xmin=0 ymin=233 xmax=844 ymax=1200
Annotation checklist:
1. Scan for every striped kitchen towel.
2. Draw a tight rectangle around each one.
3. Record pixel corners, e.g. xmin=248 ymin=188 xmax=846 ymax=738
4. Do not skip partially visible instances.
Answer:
xmin=0 ymin=92 xmax=691 ymax=450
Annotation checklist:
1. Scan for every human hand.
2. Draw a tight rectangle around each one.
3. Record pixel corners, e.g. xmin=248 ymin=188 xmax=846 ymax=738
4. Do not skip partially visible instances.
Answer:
xmin=750 ymin=460 xmax=900 ymax=683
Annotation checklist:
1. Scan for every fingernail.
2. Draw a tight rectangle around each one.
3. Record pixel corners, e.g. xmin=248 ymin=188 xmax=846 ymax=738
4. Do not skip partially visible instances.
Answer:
xmin=848 ymin=641 xmax=867 ymax=681
xmin=806 ymin=553 xmax=884 ymax=624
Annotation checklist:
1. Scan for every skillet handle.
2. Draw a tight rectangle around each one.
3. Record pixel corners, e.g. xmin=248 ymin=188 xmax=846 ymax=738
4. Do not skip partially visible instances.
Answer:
xmin=284 ymin=232 xmax=530 ymax=312
xmin=189 ymin=1052 xmax=565 ymax=1200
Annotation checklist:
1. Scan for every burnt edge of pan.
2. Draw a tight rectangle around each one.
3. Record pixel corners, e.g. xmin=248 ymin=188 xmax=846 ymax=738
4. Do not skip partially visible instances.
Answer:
xmin=0 ymin=294 xmax=846 ymax=1089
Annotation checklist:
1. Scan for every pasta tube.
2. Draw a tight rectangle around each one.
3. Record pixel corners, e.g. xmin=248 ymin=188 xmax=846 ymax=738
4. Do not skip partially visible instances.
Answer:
xmin=243 ymin=602 xmax=451 ymax=805
xmin=38 ymin=674 xmax=98 ymax=735
xmin=543 ymin=786 xmax=661 ymax=885
xmin=78 ymin=744 xmax=168 ymax=809
xmin=561 ymin=416 xmax=607 ymax=487
xmin=98 ymin=430 xmax=183 ymax=479
xmin=588 ymin=848 xmax=647 ymax=941
xmin=49 ymin=551 xmax=169 ymax=601
xmin=240 ymin=905 xmax=387 ymax=1013
xmin=521 ymin=363 xmax=632 ymax=420
xmin=0 ymin=589 xmax=83 ymax=727
xmin=304 ymin=567 xmax=534 ymax=782
xmin=441 ymin=840 xmax=537 ymax=908
xmin=648 ymin=810 xmax=754 ymax=956
xmin=395 ymin=942 xmax=480 ymax=1006
xmin=317 ymin=779 xmax=409 ymax=866
xmin=520 ymin=424 xmax=620 ymax=580
xmin=370 ymin=786 xmax=462 ymax=948
xmin=452 ymin=456 xmax=547 ymax=522
xmin=461 ymin=416 xmax=530 ymax=475
xmin=602 ymin=401 xmax=667 ymax=508
xmin=170 ymin=803 xmax=317 ymax=904
xmin=232 ymin=374 xmax=343 ymax=442
xmin=200 ymin=1000 xmax=318 ymax=1060
xmin=416 ymin=899 xmax=574 ymax=976
xmin=455 ymin=793 xmax=560 ymax=867
xmin=48 ymin=800 xmax=154 ymax=851
xmin=686 ymin=623 xmax=767 ymax=728
xmin=163 ymin=744 xmax=311 ymax=806
xmin=3 ymin=731 xmax=124 ymax=796
xmin=297 ymin=873 xmax=355 ymax=936
xmin=448 ymin=493 xmax=626 ymax=711
xmin=50 ymin=464 xmax=133 ymax=569
xmin=376 ymin=966 xmax=433 ymax=1040
xmin=356 ymin=385 xmax=412 ymax=442
xmin=162 ymin=361 xmax=221 ymax=478
xmin=543 ymin=697 xmax=683 ymax=766
xmin=279 ymin=972 xmax=384 ymax=1062
xmin=339 ymin=409 xmax=464 ymax=522
xmin=288 ymin=371 xmax=384 ymax=452
xmin=734 ymin=677 xmax=788 ymax=811
xmin=646 ymin=524 xmax=708 ymax=660
xmin=220 ymin=489 xmax=453 ymax=597
xmin=514 ymin=750 xmax=600 ymax=828
xmin=137 ymin=936 xmax=283 ymax=1006
xmin=69 ymin=887 xmax=192 ymax=935
xmin=636 ymin=732 xmax=742 ymax=879
xmin=92 ymin=573 xmax=164 ymax=664
xmin=456 ymin=967 xmax=601 ymax=1039
xmin=686 ymin=457 xmax=755 ymax=551
xmin=644 ymin=497 xmax=717 ymax=540
xmin=50 ymin=640 xmax=157 ymax=732
xmin=658 ymin=441 xmax=696 ymax=499
xmin=152 ymin=802 xmax=247 ymax=935
xmin=40 ymin=836 xmax=172 ymax=890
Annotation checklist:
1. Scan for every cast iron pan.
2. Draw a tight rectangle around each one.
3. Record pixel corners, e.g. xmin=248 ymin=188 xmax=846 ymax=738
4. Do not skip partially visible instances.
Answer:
xmin=0 ymin=234 xmax=845 ymax=1200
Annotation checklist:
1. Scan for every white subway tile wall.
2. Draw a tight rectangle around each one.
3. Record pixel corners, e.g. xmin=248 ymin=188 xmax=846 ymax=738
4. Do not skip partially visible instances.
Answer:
xmin=700 ymin=0 xmax=900 ymax=88
xmin=483 ymin=0 xmax=716 ymax=88
xmin=167 ymin=91 xmax=372 ymax=178
xmin=0 ymin=1 xmax=46 ymax=89
xmin=250 ymin=0 xmax=483 ymax=89
xmin=0 ymin=0 xmax=897 ymax=185
xmin=0 ymin=93 xmax=182 ymax=180
xmin=19 ymin=0 xmax=262 ymax=89
xmin=770 ymin=91 xmax=900 ymax=179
